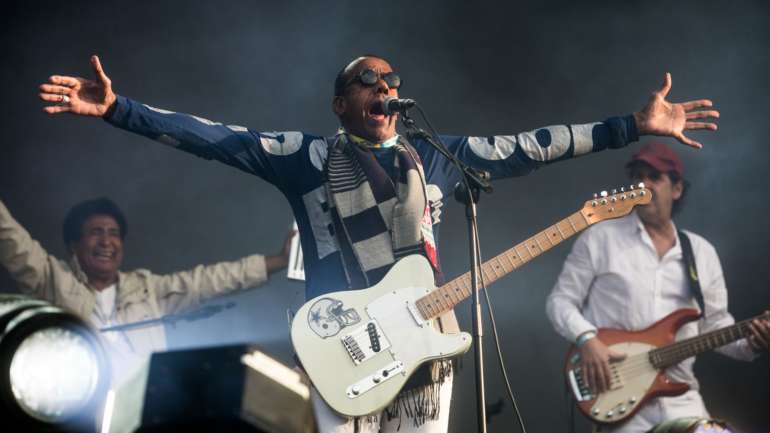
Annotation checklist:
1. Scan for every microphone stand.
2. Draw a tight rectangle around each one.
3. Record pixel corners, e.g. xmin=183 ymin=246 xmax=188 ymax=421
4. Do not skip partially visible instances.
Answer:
xmin=400 ymin=109 xmax=492 ymax=433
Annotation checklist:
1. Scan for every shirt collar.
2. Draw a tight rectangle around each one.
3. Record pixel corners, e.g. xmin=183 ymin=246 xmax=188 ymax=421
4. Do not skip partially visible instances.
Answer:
xmin=629 ymin=210 xmax=682 ymax=256
xmin=337 ymin=128 xmax=399 ymax=149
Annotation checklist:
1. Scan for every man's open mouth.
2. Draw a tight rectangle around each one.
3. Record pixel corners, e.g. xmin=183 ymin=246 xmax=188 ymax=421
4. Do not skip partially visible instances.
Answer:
xmin=368 ymin=100 xmax=386 ymax=118
xmin=93 ymin=251 xmax=115 ymax=261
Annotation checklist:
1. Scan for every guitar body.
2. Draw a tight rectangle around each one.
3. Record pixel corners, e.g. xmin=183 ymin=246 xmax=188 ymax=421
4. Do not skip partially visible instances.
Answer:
xmin=291 ymin=255 xmax=472 ymax=417
xmin=566 ymin=309 xmax=700 ymax=425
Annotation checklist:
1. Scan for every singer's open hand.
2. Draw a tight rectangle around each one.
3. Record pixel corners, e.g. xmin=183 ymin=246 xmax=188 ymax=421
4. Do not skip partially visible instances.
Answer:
xmin=633 ymin=73 xmax=719 ymax=149
xmin=39 ymin=55 xmax=116 ymax=117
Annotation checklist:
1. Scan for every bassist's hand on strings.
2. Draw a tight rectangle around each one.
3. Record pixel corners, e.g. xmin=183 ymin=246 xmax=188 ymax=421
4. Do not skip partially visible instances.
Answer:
xmin=580 ymin=337 xmax=627 ymax=394
xmin=747 ymin=311 xmax=770 ymax=353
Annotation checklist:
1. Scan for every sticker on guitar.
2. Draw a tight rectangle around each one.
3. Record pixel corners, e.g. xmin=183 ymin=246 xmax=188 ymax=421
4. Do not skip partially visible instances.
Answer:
xmin=307 ymin=297 xmax=361 ymax=338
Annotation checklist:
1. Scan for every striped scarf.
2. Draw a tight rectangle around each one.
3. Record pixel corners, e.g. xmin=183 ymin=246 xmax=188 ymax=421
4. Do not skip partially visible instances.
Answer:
xmin=326 ymin=133 xmax=439 ymax=288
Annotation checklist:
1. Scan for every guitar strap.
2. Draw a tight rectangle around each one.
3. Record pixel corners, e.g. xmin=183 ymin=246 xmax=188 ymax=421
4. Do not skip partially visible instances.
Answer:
xmin=677 ymin=230 xmax=706 ymax=315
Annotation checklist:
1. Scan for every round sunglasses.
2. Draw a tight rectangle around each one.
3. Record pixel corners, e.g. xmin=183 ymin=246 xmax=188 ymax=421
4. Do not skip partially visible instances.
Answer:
xmin=344 ymin=68 xmax=402 ymax=91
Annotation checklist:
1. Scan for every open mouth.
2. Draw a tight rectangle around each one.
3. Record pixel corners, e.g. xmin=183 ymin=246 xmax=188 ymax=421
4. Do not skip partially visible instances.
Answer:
xmin=93 ymin=251 xmax=115 ymax=261
xmin=367 ymin=100 xmax=387 ymax=119
xmin=370 ymin=100 xmax=385 ymax=115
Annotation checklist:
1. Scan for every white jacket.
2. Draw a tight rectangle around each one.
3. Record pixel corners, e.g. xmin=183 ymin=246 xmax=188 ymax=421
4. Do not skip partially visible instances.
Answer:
xmin=0 ymin=200 xmax=268 ymax=357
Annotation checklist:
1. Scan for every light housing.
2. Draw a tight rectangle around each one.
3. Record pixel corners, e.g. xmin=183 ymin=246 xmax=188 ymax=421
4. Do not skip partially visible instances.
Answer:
xmin=0 ymin=294 xmax=110 ymax=432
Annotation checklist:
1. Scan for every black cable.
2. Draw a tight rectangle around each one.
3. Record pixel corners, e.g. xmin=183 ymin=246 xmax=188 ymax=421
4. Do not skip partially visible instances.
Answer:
xmin=411 ymin=105 xmax=528 ymax=433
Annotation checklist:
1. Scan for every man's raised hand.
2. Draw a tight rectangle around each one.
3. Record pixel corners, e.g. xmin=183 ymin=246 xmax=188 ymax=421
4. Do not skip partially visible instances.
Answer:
xmin=633 ymin=73 xmax=720 ymax=149
xmin=39 ymin=55 xmax=116 ymax=117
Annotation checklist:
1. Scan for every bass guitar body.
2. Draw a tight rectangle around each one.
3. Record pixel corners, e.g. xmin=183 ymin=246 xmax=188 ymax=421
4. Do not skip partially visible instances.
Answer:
xmin=565 ymin=309 xmax=700 ymax=424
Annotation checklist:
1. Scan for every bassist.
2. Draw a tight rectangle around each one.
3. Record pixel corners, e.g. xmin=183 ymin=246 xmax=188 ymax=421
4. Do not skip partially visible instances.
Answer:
xmin=546 ymin=142 xmax=770 ymax=432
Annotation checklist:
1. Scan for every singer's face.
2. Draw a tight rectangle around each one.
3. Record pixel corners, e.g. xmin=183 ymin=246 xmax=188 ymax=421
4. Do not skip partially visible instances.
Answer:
xmin=333 ymin=57 xmax=399 ymax=143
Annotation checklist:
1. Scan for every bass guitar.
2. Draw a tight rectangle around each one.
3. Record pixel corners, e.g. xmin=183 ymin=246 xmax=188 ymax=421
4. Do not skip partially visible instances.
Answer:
xmin=566 ymin=308 xmax=769 ymax=425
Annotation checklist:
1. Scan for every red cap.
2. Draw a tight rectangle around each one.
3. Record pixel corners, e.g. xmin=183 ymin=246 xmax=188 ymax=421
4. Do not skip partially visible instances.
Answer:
xmin=627 ymin=142 xmax=683 ymax=178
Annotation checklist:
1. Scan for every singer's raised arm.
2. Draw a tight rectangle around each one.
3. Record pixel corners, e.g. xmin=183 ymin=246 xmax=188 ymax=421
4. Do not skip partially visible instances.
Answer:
xmin=38 ymin=55 xmax=719 ymax=299
xmin=410 ymin=72 xmax=718 ymax=195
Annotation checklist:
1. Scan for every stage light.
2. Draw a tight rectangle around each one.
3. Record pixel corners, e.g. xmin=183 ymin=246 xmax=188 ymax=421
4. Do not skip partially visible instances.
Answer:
xmin=0 ymin=294 xmax=110 ymax=432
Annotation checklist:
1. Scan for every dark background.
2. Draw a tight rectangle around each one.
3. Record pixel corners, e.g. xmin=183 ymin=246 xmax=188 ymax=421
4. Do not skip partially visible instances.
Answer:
xmin=1 ymin=1 xmax=769 ymax=431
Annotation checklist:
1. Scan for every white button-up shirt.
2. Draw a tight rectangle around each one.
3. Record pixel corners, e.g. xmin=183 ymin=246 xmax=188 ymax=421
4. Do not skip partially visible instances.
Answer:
xmin=546 ymin=212 xmax=755 ymax=432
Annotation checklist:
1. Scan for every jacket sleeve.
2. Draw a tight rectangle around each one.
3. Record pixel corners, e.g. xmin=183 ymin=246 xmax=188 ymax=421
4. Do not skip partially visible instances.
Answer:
xmin=149 ymin=254 xmax=269 ymax=315
xmin=546 ymin=229 xmax=599 ymax=342
xmin=423 ymin=116 xmax=637 ymax=189
xmin=0 ymin=200 xmax=57 ymax=301
xmin=103 ymin=95 xmax=324 ymax=193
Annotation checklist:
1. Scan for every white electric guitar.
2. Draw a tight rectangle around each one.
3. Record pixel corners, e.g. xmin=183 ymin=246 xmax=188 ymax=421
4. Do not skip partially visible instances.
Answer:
xmin=291 ymin=185 xmax=651 ymax=416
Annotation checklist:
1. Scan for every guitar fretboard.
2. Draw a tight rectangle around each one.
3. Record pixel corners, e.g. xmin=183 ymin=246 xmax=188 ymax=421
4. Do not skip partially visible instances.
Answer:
xmin=414 ymin=211 xmax=589 ymax=320
xmin=649 ymin=313 xmax=769 ymax=368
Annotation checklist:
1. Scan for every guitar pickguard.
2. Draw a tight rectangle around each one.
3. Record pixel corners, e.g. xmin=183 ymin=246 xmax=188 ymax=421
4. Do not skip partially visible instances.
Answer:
xmin=569 ymin=341 xmax=658 ymax=423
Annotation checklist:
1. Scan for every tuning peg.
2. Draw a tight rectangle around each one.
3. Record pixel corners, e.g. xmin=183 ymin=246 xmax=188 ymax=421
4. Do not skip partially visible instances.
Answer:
xmin=620 ymin=187 xmax=625 ymax=192
xmin=600 ymin=191 xmax=608 ymax=198
xmin=637 ymin=182 xmax=645 ymax=189
xmin=611 ymin=189 xmax=617 ymax=195
xmin=629 ymin=184 xmax=635 ymax=190
xmin=593 ymin=193 xmax=599 ymax=199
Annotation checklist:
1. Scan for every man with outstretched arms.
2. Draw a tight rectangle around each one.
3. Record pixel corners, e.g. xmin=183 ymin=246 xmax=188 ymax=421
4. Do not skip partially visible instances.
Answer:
xmin=39 ymin=55 xmax=719 ymax=433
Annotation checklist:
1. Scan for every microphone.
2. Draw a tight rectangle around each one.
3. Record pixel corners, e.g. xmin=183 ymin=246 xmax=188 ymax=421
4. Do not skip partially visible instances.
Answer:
xmin=382 ymin=96 xmax=416 ymax=115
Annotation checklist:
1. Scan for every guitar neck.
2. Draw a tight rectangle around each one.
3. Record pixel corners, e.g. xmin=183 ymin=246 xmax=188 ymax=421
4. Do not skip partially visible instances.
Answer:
xmin=649 ymin=312 xmax=769 ymax=368
xmin=415 ymin=211 xmax=590 ymax=320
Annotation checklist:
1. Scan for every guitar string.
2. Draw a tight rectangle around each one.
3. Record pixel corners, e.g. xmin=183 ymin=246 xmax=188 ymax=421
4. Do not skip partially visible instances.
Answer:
xmin=429 ymin=203 xmax=648 ymax=317
xmin=582 ymin=319 xmax=760 ymax=387
xmin=609 ymin=327 xmax=749 ymax=381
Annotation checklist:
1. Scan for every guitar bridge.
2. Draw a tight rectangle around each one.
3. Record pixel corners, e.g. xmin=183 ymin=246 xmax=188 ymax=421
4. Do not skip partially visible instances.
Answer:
xmin=341 ymin=320 xmax=391 ymax=365
xmin=568 ymin=368 xmax=593 ymax=401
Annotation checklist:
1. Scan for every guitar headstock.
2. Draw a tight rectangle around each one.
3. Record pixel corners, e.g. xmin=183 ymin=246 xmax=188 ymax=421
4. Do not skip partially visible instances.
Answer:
xmin=580 ymin=183 xmax=652 ymax=225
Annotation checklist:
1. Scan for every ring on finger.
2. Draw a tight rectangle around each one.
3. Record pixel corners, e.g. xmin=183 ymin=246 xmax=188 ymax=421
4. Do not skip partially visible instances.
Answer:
xmin=61 ymin=94 xmax=70 ymax=104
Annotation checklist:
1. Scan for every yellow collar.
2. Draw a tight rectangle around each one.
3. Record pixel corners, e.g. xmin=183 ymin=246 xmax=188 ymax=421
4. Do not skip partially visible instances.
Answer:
xmin=346 ymin=133 xmax=399 ymax=149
